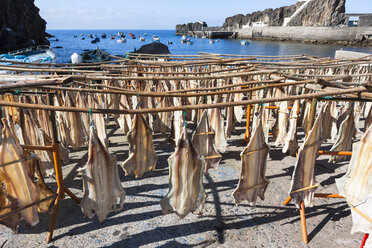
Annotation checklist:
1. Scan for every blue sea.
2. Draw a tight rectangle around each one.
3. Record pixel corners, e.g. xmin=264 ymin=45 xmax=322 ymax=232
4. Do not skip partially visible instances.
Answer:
xmin=48 ymin=30 xmax=372 ymax=63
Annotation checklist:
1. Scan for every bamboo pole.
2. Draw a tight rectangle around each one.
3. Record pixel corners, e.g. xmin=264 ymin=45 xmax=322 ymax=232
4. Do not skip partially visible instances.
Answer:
xmin=300 ymin=202 xmax=308 ymax=244
xmin=0 ymin=86 xmax=366 ymax=115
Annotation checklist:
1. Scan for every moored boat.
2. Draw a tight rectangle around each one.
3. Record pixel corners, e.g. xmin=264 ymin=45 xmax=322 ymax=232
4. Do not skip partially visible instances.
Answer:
xmin=209 ymin=39 xmax=215 ymax=44
xmin=241 ymin=40 xmax=249 ymax=45
xmin=117 ymin=38 xmax=127 ymax=43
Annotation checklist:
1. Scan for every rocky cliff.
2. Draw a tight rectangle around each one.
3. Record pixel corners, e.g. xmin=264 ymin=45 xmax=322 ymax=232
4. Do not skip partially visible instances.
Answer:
xmin=287 ymin=0 xmax=346 ymax=26
xmin=0 ymin=0 xmax=49 ymax=52
xmin=176 ymin=22 xmax=208 ymax=35
xmin=222 ymin=0 xmax=346 ymax=29
xmin=222 ymin=3 xmax=301 ymax=29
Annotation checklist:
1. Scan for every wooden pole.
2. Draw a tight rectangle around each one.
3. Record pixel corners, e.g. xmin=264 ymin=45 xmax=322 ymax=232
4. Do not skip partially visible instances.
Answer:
xmin=300 ymin=202 xmax=308 ymax=244
xmin=244 ymin=104 xmax=252 ymax=144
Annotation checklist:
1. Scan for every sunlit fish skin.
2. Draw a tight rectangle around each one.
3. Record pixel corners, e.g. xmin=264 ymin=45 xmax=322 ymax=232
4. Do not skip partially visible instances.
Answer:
xmin=121 ymin=114 xmax=158 ymax=178
xmin=209 ymin=108 xmax=228 ymax=153
xmin=282 ymin=100 xmax=299 ymax=155
xmin=63 ymin=92 xmax=86 ymax=150
xmin=192 ymin=110 xmax=222 ymax=171
xmin=0 ymin=118 xmax=55 ymax=228
xmin=329 ymin=102 xmax=355 ymax=163
xmin=289 ymin=103 xmax=329 ymax=208
xmin=274 ymin=101 xmax=289 ymax=147
xmin=79 ymin=127 xmax=125 ymax=222
xmin=233 ymin=107 xmax=269 ymax=206
xmin=336 ymin=125 xmax=372 ymax=234
xmin=161 ymin=126 xmax=206 ymax=218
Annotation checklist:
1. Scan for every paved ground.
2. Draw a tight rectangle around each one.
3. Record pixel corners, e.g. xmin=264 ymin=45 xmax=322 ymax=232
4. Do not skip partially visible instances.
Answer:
xmin=0 ymin=118 xmax=367 ymax=248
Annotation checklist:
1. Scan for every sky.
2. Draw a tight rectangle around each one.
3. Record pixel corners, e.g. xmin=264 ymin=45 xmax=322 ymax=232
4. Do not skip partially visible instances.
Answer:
xmin=34 ymin=0 xmax=372 ymax=30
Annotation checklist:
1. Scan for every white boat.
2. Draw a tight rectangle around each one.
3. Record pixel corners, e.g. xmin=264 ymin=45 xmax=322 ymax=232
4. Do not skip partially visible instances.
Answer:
xmin=117 ymin=38 xmax=127 ymax=43
xmin=140 ymin=37 xmax=145 ymax=41
xmin=241 ymin=40 xmax=249 ymax=45
xmin=153 ymin=36 xmax=160 ymax=42
xmin=0 ymin=45 xmax=56 ymax=64
xmin=209 ymin=40 xmax=215 ymax=44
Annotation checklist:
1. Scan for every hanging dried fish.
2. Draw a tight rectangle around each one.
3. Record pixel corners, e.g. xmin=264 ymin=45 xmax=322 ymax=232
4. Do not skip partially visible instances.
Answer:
xmin=233 ymin=107 xmax=269 ymax=205
xmin=329 ymin=102 xmax=355 ymax=163
xmin=75 ymin=91 xmax=90 ymax=138
xmin=234 ymin=92 xmax=244 ymax=123
xmin=0 ymin=118 xmax=55 ymax=228
xmin=210 ymin=108 xmax=228 ymax=153
xmin=161 ymin=126 xmax=206 ymax=218
xmin=330 ymin=101 xmax=339 ymax=141
xmin=117 ymin=94 xmax=133 ymax=135
xmin=64 ymin=92 xmax=86 ymax=150
xmin=79 ymin=127 xmax=126 ymax=222
xmin=336 ymin=125 xmax=372 ymax=234
xmin=20 ymin=108 xmax=54 ymax=177
xmin=274 ymin=101 xmax=289 ymax=147
xmin=282 ymin=100 xmax=299 ymax=155
xmin=0 ymin=171 xmax=21 ymax=231
xmin=289 ymin=103 xmax=329 ymax=208
xmin=153 ymin=97 xmax=173 ymax=134
xmin=192 ymin=110 xmax=222 ymax=171
xmin=225 ymin=94 xmax=236 ymax=138
xmin=121 ymin=114 xmax=158 ymax=178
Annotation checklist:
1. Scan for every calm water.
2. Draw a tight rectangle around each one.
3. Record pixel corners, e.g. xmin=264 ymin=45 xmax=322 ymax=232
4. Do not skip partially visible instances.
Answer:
xmin=48 ymin=30 xmax=372 ymax=63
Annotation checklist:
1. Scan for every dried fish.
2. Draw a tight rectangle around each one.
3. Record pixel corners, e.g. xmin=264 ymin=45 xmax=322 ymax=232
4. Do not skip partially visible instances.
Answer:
xmin=64 ymin=92 xmax=86 ymax=150
xmin=274 ymin=101 xmax=289 ymax=147
xmin=336 ymin=125 xmax=372 ymax=234
xmin=79 ymin=127 xmax=126 ymax=222
xmin=289 ymin=103 xmax=329 ymax=208
xmin=330 ymin=101 xmax=339 ymax=141
xmin=233 ymin=107 xmax=269 ymax=205
xmin=0 ymin=171 xmax=21 ymax=231
xmin=210 ymin=108 xmax=228 ymax=153
xmin=192 ymin=110 xmax=222 ymax=171
xmin=153 ymin=97 xmax=173 ymax=134
xmin=121 ymin=114 xmax=158 ymax=178
xmin=75 ymin=91 xmax=90 ymax=138
xmin=117 ymin=94 xmax=133 ymax=135
xmin=225 ymin=94 xmax=236 ymax=138
xmin=282 ymin=101 xmax=299 ymax=155
xmin=161 ymin=127 xmax=206 ymax=218
xmin=20 ymin=108 xmax=54 ymax=177
xmin=0 ymin=118 xmax=55 ymax=228
xmin=234 ymin=93 xmax=244 ymax=123
xmin=329 ymin=103 xmax=355 ymax=163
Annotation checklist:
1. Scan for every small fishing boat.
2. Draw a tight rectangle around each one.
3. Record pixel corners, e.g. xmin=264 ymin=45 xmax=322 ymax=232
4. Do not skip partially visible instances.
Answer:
xmin=132 ymin=36 xmax=136 ymax=39
xmin=118 ymin=32 xmax=124 ymax=36
xmin=73 ymin=35 xmax=77 ymax=38
xmin=82 ymin=37 xmax=85 ymax=40
xmin=153 ymin=36 xmax=160 ymax=42
xmin=101 ymin=33 xmax=107 ymax=38
xmin=187 ymin=40 xmax=193 ymax=45
xmin=181 ymin=39 xmax=187 ymax=44
xmin=117 ymin=38 xmax=127 ymax=43
xmin=143 ymin=33 xmax=147 ymax=36
xmin=140 ymin=37 xmax=145 ymax=41
xmin=0 ymin=45 xmax=56 ymax=66
xmin=111 ymin=35 xmax=116 ymax=39
xmin=209 ymin=40 xmax=215 ymax=44
xmin=91 ymin=37 xmax=100 ymax=43
xmin=241 ymin=40 xmax=249 ymax=45
xmin=167 ymin=41 xmax=173 ymax=45
xmin=88 ymin=34 xmax=94 ymax=38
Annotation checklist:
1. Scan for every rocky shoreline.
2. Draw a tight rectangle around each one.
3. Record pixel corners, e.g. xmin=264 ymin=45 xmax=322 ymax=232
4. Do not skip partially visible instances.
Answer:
xmin=0 ymin=0 xmax=49 ymax=53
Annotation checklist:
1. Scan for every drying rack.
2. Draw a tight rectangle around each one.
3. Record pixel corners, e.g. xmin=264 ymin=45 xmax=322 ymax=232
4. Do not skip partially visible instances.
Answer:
xmin=0 ymin=54 xmax=370 ymax=245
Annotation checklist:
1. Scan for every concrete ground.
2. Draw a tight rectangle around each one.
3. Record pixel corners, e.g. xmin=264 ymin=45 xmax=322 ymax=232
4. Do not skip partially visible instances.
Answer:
xmin=0 ymin=118 xmax=366 ymax=248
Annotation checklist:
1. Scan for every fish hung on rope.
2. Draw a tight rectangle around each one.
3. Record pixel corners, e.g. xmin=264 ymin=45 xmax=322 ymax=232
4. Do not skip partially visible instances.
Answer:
xmin=170 ymin=98 xmax=183 ymax=145
xmin=121 ymin=114 xmax=158 ymax=178
xmin=289 ymin=102 xmax=329 ymax=208
xmin=329 ymin=102 xmax=355 ymax=163
xmin=274 ymin=101 xmax=289 ymax=147
xmin=330 ymin=101 xmax=339 ymax=141
xmin=63 ymin=92 xmax=86 ymax=150
xmin=209 ymin=108 xmax=228 ymax=153
xmin=88 ymin=95 xmax=109 ymax=147
xmin=117 ymin=94 xmax=133 ymax=135
xmin=192 ymin=110 xmax=222 ymax=171
xmin=225 ymin=94 xmax=236 ymax=138
xmin=152 ymin=96 xmax=173 ymax=134
xmin=0 ymin=118 xmax=55 ymax=230
xmin=336 ymin=124 xmax=372 ymax=235
xmin=75 ymin=91 xmax=90 ymax=138
xmin=161 ymin=126 xmax=206 ymax=218
xmin=19 ymin=107 xmax=54 ymax=177
xmin=233 ymin=106 xmax=270 ymax=205
xmin=282 ymin=100 xmax=299 ymax=155
xmin=79 ymin=126 xmax=126 ymax=222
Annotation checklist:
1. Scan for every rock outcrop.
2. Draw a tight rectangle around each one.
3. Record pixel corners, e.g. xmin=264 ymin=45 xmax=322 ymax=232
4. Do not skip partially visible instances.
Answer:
xmin=287 ymin=0 xmax=346 ymax=26
xmin=136 ymin=43 xmax=170 ymax=55
xmin=223 ymin=3 xmax=301 ymax=29
xmin=176 ymin=22 xmax=208 ymax=35
xmin=0 ymin=0 xmax=49 ymax=52
xmin=222 ymin=0 xmax=346 ymax=29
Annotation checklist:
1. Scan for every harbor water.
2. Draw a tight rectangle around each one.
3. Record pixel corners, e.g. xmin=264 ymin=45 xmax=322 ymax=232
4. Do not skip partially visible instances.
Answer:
xmin=48 ymin=29 xmax=372 ymax=63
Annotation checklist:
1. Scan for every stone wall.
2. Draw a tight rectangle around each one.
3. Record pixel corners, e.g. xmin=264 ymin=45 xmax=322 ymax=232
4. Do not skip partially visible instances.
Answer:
xmin=0 ymin=0 xmax=49 ymax=52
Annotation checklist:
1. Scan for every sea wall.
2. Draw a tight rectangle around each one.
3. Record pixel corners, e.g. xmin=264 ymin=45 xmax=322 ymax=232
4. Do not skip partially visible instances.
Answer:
xmin=237 ymin=26 xmax=372 ymax=44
